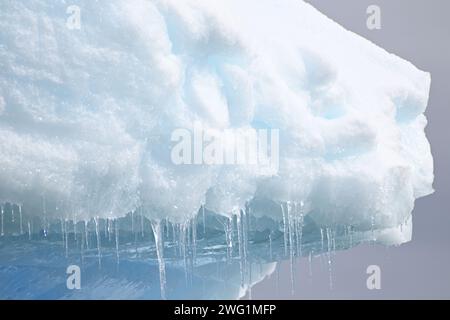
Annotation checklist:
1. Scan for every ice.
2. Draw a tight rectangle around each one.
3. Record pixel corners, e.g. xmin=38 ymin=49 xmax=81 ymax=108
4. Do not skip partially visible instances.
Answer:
xmin=151 ymin=220 xmax=167 ymax=300
xmin=27 ymin=221 xmax=31 ymax=241
xmin=84 ymin=220 xmax=89 ymax=250
xmin=0 ymin=0 xmax=433 ymax=239
xmin=94 ymin=217 xmax=102 ymax=268
xmin=1 ymin=205 xmax=4 ymax=236
xmin=0 ymin=0 xmax=434 ymax=299
xmin=115 ymin=219 xmax=120 ymax=264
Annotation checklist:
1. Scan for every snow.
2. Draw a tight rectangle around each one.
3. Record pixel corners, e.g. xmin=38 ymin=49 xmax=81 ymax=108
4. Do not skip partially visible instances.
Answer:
xmin=0 ymin=0 xmax=433 ymax=246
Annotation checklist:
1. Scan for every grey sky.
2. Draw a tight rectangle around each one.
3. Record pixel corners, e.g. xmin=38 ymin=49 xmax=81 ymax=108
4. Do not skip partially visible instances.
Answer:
xmin=250 ymin=0 xmax=450 ymax=299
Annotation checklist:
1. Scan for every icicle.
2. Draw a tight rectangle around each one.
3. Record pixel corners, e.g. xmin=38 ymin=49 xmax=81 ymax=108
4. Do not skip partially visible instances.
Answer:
xmin=276 ymin=263 xmax=280 ymax=295
xmin=192 ymin=218 xmax=197 ymax=265
xmin=308 ymin=251 xmax=313 ymax=277
xmin=176 ymin=223 xmax=181 ymax=259
xmin=180 ymin=223 xmax=188 ymax=285
xmin=287 ymin=202 xmax=295 ymax=296
xmin=248 ymin=262 xmax=252 ymax=300
xmin=187 ymin=219 xmax=195 ymax=285
xmin=84 ymin=220 xmax=89 ymax=250
xmin=294 ymin=203 xmax=300 ymax=258
xmin=296 ymin=201 xmax=304 ymax=257
xmin=141 ymin=214 xmax=145 ymax=238
xmin=237 ymin=210 xmax=245 ymax=286
xmin=186 ymin=220 xmax=191 ymax=248
xmin=0 ymin=205 xmax=4 ymax=236
xmin=247 ymin=204 xmax=252 ymax=234
xmin=164 ymin=217 xmax=169 ymax=240
xmin=189 ymin=219 xmax=195 ymax=285
xmin=133 ymin=212 xmax=138 ymax=255
xmin=172 ymin=223 xmax=177 ymax=246
xmin=42 ymin=196 xmax=48 ymax=238
xmin=107 ymin=218 xmax=112 ymax=242
xmin=94 ymin=217 xmax=101 ymax=269
xmin=103 ymin=218 xmax=108 ymax=239
xmin=27 ymin=221 xmax=31 ymax=240
xmin=224 ymin=217 xmax=233 ymax=263
xmin=320 ymin=228 xmax=324 ymax=253
xmin=332 ymin=228 xmax=336 ymax=254
xmin=11 ymin=205 xmax=15 ymax=223
xmin=202 ymin=205 xmax=206 ymax=234
xmin=60 ymin=218 xmax=65 ymax=242
xmin=65 ymin=219 xmax=69 ymax=258
xmin=80 ymin=225 xmax=85 ymax=266
xmin=269 ymin=231 xmax=273 ymax=261
xmin=348 ymin=225 xmax=353 ymax=248
xmin=242 ymin=204 xmax=251 ymax=294
xmin=105 ymin=218 xmax=109 ymax=242
xmin=73 ymin=216 xmax=77 ymax=242
xmin=371 ymin=215 xmax=375 ymax=242
xmin=298 ymin=214 xmax=304 ymax=257
xmin=19 ymin=205 xmax=23 ymax=234
xmin=115 ymin=219 xmax=120 ymax=264
xmin=326 ymin=227 xmax=333 ymax=290
xmin=131 ymin=210 xmax=135 ymax=234
xmin=242 ymin=207 xmax=249 ymax=275
xmin=281 ymin=203 xmax=288 ymax=257
xmin=151 ymin=220 xmax=167 ymax=300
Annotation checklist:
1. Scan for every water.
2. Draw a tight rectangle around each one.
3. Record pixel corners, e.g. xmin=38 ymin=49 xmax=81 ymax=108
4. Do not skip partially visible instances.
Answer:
xmin=0 ymin=205 xmax=377 ymax=299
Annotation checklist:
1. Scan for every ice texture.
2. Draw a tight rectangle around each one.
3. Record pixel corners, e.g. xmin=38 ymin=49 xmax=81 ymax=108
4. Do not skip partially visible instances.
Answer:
xmin=0 ymin=0 xmax=433 ymax=246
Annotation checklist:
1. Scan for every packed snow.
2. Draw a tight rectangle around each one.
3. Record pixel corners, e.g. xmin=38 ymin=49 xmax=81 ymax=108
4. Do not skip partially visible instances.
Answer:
xmin=0 ymin=0 xmax=433 ymax=249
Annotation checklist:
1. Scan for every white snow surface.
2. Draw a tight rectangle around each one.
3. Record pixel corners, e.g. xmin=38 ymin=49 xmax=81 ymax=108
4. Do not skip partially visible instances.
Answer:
xmin=0 ymin=0 xmax=433 ymax=242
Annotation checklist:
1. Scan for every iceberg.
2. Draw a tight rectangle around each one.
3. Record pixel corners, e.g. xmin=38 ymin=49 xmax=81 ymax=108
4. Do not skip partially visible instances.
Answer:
xmin=0 ymin=0 xmax=433 ymax=299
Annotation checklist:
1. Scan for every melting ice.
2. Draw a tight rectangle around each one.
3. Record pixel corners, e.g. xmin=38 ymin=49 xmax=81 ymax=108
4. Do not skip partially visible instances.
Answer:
xmin=0 ymin=0 xmax=433 ymax=299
